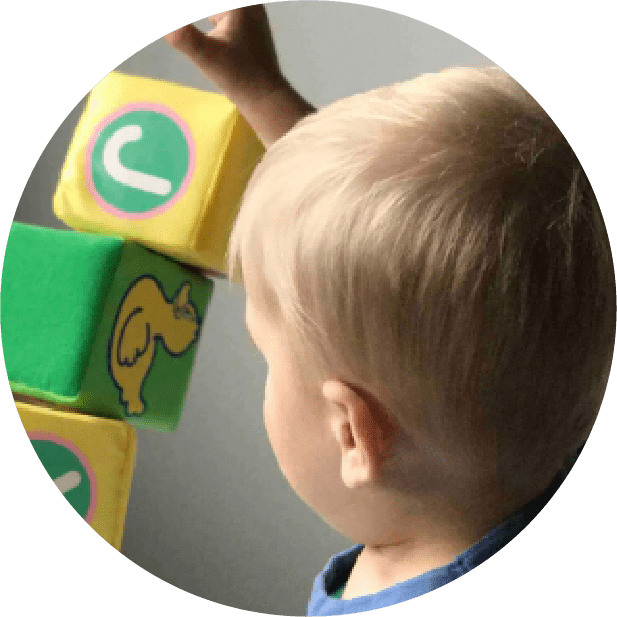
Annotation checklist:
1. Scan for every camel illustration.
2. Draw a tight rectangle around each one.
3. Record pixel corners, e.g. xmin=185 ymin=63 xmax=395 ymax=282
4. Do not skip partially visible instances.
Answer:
xmin=109 ymin=275 xmax=200 ymax=415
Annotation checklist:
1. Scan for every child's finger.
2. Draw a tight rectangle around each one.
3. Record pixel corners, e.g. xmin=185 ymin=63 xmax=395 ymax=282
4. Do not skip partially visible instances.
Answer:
xmin=208 ymin=12 xmax=228 ymax=26
xmin=163 ymin=25 xmax=196 ymax=49
xmin=164 ymin=24 xmax=225 ymax=68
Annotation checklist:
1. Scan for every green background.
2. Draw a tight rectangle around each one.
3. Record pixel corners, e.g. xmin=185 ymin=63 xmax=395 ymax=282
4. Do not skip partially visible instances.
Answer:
xmin=0 ymin=0 xmax=617 ymax=616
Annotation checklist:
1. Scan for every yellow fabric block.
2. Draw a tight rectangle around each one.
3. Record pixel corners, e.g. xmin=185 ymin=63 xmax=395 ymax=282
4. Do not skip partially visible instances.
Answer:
xmin=16 ymin=399 xmax=137 ymax=550
xmin=54 ymin=71 xmax=264 ymax=274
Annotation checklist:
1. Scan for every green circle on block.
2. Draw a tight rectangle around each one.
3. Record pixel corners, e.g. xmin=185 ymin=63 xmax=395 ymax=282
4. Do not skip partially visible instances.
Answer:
xmin=31 ymin=438 xmax=93 ymax=519
xmin=91 ymin=110 xmax=190 ymax=215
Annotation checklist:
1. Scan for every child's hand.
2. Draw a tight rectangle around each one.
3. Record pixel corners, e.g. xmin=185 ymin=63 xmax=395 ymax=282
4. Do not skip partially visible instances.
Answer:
xmin=165 ymin=5 xmax=315 ymax=147
xmin=165 ymin=6 xmax=282 ymax=110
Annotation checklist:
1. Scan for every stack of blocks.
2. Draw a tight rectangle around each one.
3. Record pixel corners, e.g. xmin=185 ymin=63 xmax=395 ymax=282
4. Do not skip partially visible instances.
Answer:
xmin=2 ymin=72 xmax=264 ymax=548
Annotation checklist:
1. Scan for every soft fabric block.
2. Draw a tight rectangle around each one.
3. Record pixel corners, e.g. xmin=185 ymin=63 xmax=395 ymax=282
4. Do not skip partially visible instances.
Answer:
xmin=2 ymin=222 xmax=213 ymax=431
xmin=53 ymin=71 xmax=264 ymax=274
xmin=16 ymin=399 xmax=137 ymax=550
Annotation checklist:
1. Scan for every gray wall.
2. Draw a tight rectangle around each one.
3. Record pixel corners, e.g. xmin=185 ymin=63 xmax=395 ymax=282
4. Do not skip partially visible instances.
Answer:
xmin=12 ymin=2 xmax=498 ymax=615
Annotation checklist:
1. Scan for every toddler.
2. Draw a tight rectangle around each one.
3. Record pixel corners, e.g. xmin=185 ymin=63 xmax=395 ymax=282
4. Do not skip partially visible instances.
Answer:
xmin=167 ymin=6 xmax=615 ymax=614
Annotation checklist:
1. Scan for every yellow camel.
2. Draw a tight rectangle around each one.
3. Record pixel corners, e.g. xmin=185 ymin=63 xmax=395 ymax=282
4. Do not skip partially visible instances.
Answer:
xmin=109 ymin=275 xmax=200 ymax=415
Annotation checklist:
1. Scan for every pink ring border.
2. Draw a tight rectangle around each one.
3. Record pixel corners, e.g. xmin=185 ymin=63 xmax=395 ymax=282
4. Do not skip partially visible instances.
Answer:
xmin=28 ymin=431 xmax=98 ymax=524
xmin=84 ymin=102 xmax=196 ymax=220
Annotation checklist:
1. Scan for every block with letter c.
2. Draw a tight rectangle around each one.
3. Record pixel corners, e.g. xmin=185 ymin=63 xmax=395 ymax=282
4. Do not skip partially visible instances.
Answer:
xmin=54 ymin=71 xmax=264 ymax=275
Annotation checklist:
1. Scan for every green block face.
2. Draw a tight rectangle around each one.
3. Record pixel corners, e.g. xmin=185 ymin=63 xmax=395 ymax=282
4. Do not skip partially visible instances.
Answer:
xmin=2 ymin=223 xmax=123 ymax=397
xmin=2 ymin=223 xmax=213 ymax=431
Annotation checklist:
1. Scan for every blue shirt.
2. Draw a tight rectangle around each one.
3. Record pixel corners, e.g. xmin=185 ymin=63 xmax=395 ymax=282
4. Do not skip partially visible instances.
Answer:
xmin=307 ymin=448 xmax=581 ymax=615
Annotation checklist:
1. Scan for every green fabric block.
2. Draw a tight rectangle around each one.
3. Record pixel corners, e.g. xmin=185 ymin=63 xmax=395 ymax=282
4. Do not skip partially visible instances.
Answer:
xmin=2 ymin=223 xmax=122 ymax=397
xmin=2 ymin=223 xmax=213 ymax=431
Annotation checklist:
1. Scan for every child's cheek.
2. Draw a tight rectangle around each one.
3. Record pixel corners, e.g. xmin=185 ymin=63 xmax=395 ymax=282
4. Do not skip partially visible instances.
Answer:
xmin=262 ymin=373 xmax=282 ymax=458
xmin=262 ymin=373 xmax=272 ymax=429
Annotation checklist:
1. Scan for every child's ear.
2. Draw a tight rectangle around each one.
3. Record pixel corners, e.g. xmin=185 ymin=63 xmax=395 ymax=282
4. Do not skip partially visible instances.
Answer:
xmin=322 ymin=380 xmax=397 ymax=489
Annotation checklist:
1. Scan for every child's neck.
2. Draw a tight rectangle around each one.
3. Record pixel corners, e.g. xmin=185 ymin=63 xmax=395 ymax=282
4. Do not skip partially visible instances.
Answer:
xmin=341 ymin=532 xmax=475 ymax=599
xmin=341 ymin=488 xmax=525 ymax=600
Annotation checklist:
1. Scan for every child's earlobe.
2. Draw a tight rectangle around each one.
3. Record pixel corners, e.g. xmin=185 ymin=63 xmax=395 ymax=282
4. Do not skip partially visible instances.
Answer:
xmin=341 ymin=443 xmax=372 ymax=489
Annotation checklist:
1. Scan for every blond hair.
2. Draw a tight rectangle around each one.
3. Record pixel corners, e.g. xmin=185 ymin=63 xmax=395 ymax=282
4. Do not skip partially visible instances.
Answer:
xmin=228 ymin=67 xmax=615 ymax=491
